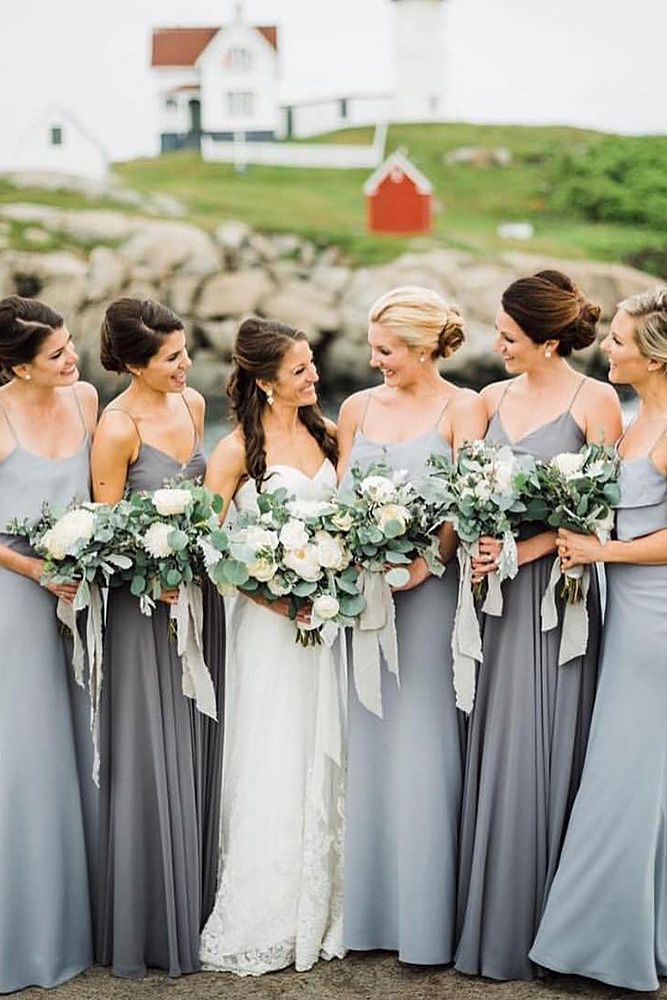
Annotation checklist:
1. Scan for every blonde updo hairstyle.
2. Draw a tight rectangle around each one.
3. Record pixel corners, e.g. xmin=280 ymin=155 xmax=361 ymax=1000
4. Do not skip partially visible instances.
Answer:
xmin=618 ymin=286 xmax=667 ymax=375
xmin=368 ymin=285 xmax=465 ymax=360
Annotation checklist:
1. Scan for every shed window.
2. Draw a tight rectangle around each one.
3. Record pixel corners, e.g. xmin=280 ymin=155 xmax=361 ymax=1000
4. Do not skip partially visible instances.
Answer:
xmin=227 ymin=92 xmax=254 ymax=117
xmin=49 ymin=126 xmax=63 ymax=146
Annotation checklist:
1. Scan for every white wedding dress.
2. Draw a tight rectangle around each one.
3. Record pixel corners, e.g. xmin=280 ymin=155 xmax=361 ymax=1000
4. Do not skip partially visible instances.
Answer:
xmin=200 ymin=460 xmax=347 ymax=976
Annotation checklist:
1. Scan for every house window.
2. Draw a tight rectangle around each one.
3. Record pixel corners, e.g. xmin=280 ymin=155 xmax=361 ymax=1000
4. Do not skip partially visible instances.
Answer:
xmin=227 ymin=92 xmax=254 ymax=117
xmin=339 ymin=98 xmax=349 ymax=120
xmin=49 ymin=126 xmax=63 ymax=146
xmin=226 ymin=46 xmax=253 ymax=72
xmin=164 ymin=96 xmax=178 ymax=111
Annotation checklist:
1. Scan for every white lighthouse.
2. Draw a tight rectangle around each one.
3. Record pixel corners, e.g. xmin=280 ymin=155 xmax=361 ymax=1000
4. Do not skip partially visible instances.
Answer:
xmin=392 ymin=0 xmax=446 ymax=122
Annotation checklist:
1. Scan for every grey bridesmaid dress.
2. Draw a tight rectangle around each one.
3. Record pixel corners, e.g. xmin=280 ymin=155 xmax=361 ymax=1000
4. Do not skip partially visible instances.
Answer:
xmin=96 ymin=404 xmax=225 ymax=979
xmin=342 ymin=398 xmax=465 ymax=965
xmin=455 ymin=378 xmax=601 ymax=981
xmin=530 ymin=427 xmax=667 ymax=992
xmin=0 ymin=399 xmax=93 ymax=993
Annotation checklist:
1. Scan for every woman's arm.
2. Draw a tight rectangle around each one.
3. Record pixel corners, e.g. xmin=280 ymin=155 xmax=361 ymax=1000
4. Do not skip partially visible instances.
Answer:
xmin=91 ymin=410 xmax=138 ymax=504
xmin=336 ymin=392 xmax=367 ymax=482
xmin=204 ymin=431 xmax=246 ymax=524
xmin=581 ymin=380 xmax=624 ymax=446
xmin=450 ymin=388 xmax=488 ymax=453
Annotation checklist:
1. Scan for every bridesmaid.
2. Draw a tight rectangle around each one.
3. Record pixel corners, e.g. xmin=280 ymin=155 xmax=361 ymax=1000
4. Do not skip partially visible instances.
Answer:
xmin=530 ymin=287 xmax=667 ymax=992
xmin=455 ymin=270 xmax=623 ymax=981
xmin=92 ymin=298 xmax=225 ymax=978
xmin=337 ymin=286 xmax=487 ymax=965
xmin=0 ymin=295 xmax=97 ymax=992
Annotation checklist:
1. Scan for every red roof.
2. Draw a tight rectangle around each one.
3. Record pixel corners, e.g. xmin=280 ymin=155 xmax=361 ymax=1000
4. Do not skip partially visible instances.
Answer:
xmin=151 ymin=25 xmax=278 ymax=66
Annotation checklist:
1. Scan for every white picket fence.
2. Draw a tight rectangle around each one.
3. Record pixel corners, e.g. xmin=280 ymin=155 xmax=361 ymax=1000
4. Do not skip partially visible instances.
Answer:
xmin=202 ymin=123 xmax=387 ymax=171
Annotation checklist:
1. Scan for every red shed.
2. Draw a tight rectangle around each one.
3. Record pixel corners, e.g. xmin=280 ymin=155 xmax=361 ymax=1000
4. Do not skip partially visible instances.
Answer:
xmin=363 ymin=151 xmax=433 ymax=235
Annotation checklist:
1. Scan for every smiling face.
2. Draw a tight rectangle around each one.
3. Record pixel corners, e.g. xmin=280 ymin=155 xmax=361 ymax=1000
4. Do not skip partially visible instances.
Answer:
xmin=368 ymin=322 xmax=422 ymax=388
xmin=265 ymin=338 xmax=319 ymax=409
xmin=493 ymin=307 xmax=549 ymax=374
xmin=601 ymin=309 xmax=650 ymax=387
xmin=14 ymin=325 xmax=79 ymax=387
xmin=135 ymin=328 xmax=191 ymax=394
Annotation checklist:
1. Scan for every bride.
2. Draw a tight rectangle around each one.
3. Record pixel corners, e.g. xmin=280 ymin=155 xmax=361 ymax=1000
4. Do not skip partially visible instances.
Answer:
xmin=200 ymin=317 xmax=345 ymax=976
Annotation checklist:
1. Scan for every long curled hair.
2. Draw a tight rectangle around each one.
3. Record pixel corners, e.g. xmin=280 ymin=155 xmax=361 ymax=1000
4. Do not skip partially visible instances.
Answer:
xmin=227 ymin=316 xmax=338 ymax=489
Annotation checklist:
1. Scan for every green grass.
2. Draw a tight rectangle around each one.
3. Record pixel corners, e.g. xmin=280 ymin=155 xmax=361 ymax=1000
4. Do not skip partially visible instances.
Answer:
xmin=2 ymin=124 xmax=665 ymax=271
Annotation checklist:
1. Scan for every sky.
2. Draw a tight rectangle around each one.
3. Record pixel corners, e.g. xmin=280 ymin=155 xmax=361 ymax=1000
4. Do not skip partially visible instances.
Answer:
xmin=0 ymin=0 xmax=665 ymax=168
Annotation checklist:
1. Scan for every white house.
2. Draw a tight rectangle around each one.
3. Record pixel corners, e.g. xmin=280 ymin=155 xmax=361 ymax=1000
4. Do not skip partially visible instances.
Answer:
xmin=392 ymin=0 xmax=447 ymax=122
xmin=12 ymin=107 xmax=109 ymax=182
xmin=151 ymin=10 xmax=279 ymax=152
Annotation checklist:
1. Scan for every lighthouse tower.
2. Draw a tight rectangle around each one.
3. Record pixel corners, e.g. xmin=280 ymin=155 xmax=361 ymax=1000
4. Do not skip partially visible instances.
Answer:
xmin=392 ymin=0 xmax=446 ymax=122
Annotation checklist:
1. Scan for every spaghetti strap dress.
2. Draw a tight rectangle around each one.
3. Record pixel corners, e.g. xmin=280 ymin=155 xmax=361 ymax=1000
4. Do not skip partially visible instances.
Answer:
xmin=96 ymin=401 xmax=225 ymax=979
xmin=455 ymin=378 xmax=601 ymax=981
xmin=530 ymin=426 xmax=667 ymax=992
xmin=341 ymin=398 xmax=466 ymax=965
xmin=0 ymin=396 xmax=93 ymax=993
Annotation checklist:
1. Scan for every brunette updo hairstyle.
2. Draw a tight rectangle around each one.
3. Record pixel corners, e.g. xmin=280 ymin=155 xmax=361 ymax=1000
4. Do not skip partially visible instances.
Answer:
xmin=0 ymin=295 xmax=64 ymax=381
xmin=501 ymin=270 xmax=600 ymax=357
xmin=369 ymin=285 xmax=465 ymax=359
xmin=618 ymin=286 xmax=667 ymax=375
xmin=227 ymin=316 xmax=337 ymax=489
xmin=100 ymin=298 xmax=183 ymax=373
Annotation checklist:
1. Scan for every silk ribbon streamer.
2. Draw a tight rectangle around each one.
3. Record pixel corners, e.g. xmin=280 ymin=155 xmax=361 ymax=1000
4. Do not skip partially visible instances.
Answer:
xmin=481 ymin=532 xmax=518 ymax=617
xmin=451 ymin=546 xmax=482 ymax=714
xmin=170 ymin=583 xmax=218 ymax=720
xmin=310 ymin=632 xmax=347 ymax=818
xmin=541 ymin=558 xmax=591 ymax=665
xmin=351 ymin=568 xmax=399 ymax=718
xmin=57 ymin=584 xmax=105 ymax=785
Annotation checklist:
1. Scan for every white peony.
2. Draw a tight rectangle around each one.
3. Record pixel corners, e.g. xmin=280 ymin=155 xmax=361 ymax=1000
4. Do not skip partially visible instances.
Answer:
xmin=279 ymin=519 xmax=309 ymax=550
xmin=375 ymin=503 xmax=410 ymax=534
xmin=474 ymin=479 xmax=493 ymax=502
xmin=312 ymin=594 xmax=340 ymax=620
xmin=283 ymin=543 xmax=322 ymax=582
xmin=359 ymin=475 xmax=397 ymax=503
xmin=248 ymin=554 xmax=277 ymax=582
xmin=314 ymin=529 xmax=350 ymax=570
xmin=243 ymin=525 xmax=279 ymax=552
xmin=493 ymin=448 xmax=518 ymax=493
xmin=152 ymin=488 xmax=193 ymax=516
xmin=267 ymin=574 xmax=292 ymax=596
xmin=551 ymin=452 xmax=586 ymax=480
xmin=331 ymin=508 xmax=354 ymax=532
xmin=42 ymin=507 xmax=96 ymax=560
xmin=286 ymin=499 xmax=335 ymax=519
xmin=142 ymin=522 xmax=175 ymax=559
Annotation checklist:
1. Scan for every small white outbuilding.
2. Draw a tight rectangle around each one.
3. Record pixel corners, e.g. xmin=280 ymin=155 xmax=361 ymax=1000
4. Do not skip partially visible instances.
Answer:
xmin=12 ymin=107 xmax=109 ymax=183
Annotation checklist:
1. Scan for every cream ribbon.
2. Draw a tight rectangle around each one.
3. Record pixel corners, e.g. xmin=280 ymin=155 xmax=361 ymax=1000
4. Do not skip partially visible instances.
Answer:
xmin=57 ymin=584 xmax=105 ymax=785
xmin=482 ymin=532 xmax=518 ymax=617
xmin=310 ymin=633 xmax=347 ymax=818
xmin=451 ymin=546 xmax=482 ymax=714
xmin=541 ymin=558 xmax=591 ymax=665
xmin=170 ymin=583 xmax=218 ymax=720
xmin=351 ymin=568 xmax=399 ymax=718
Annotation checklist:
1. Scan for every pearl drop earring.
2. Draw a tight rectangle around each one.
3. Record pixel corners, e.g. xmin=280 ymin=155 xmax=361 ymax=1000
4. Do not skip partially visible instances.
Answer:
xmin=266 ymin=388 xmax=274 ymax=406
xmin=419 ymin=353 xmax=426 ymax=364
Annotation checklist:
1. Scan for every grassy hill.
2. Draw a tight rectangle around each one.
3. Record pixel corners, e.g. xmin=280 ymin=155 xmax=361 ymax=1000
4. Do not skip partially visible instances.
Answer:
xmin=2 ymin=123 xmax=666 ymax=271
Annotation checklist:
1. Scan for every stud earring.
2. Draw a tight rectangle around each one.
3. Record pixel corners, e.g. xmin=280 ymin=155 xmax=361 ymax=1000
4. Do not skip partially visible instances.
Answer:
xmin=24 ymin=373 xmax=31 ymax=381
xmin=419 ymin=353 xmax=426 ymax=364
xmin=545 ymin=350 xmax=552 ymax=360
xmin=266 ymin=388 xmax=274 ymax=407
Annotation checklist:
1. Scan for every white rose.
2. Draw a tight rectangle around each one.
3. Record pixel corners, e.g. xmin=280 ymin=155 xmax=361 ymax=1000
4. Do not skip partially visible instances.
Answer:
xmin=283 ymin=543 xmax=322 ymax=582
xmin=286 ymin=499 xmax=335 ymax=519
xmin=152 ymin=488 xmax=193 ymax=516
xmin=314 ymin=529 xmax=349 ymax=570
xmin=331 ymin=509 xmax=354 ymax=532
xmin=375 ymin=503 xmax=410 ymax=534
xmin=142 ymin=522 xmax=175 ymax=559
xmin=248 ymin=554 xmax=277 ymax=582
xmin=243 ymin=525 xmax=279 ymax=551
xmin=279 ymin=519 xmax=309 ymax=550
xmin=551 ymin=452 xmax=586 ymax=480
xmin=391 ymin=469 xmax=410 ymax=486
xmin=267 ymin=574 xmax=292 ymax=596
xmin=43 ymin=507 xmax=96 ymax=559
xmin=474 ymin=480 xmax=493 ymax=502
xmin=312 ymin=594 xmax=340 ymax=620
xmin=359 ymin=475 xmax=397 ymax=503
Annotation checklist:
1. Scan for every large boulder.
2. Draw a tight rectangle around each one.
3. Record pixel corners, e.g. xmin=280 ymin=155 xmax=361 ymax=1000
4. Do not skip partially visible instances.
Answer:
xmin=196 ymin=270 xmax=274 ymax=319
xmin=84 ymin=247 xmax=130 ymax=303
xmin=121 ymin=221 xmax=221 ymax=278
xmin=187 ymin=350 xmax=230 ymax=398
xmin=259 ymin=279 xmax=340 ymax=344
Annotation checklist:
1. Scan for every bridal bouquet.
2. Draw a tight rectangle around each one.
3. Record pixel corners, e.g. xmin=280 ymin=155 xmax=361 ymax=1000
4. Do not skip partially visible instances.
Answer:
xmin=203 ymin=487 xmax=366 ymax=646
xmin=538 ymin=442 xmax=621 ymax=665
xmin=420 ymin=441 xmax=542 ymax=714
xmin=337 ymin=462 xmax=446 ymax=718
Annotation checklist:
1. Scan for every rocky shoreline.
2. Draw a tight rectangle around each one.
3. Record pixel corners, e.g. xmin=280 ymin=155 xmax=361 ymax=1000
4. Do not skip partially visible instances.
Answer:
xmin=0 ymin=204 xmax=657 ymax=401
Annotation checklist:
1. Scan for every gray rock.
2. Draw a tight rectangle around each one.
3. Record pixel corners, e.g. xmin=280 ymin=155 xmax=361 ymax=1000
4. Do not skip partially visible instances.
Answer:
xmin=167 ymin=274 xmax=203 ymax=317
xmin=22 ymin=227 xmax=51 ymax=245
xmin=196 ymin=270 xmax=274 ymax=319
xmin=84 ymin=247 xmax=129 ymax=303
xmin=310 ymin=264 xmax=352 ymax=298
xmin=197 ymin=319 xmax=238 ymax=360
xmin=58 ymin=210 xmax=136 ymax=244
xmin=270 ymin=233 xmax=302 ymax=258
xmin=247 ymin=232 xmax=278 ymax=262
xmin=215 ymin=221 xmax=251 ymax=251
xmin=187 ymin=350 xmax=231 ymax=397
xmin=260 ymin=280 xmax=340 ymax=343
xmin=121 ymin=221 xmax=221 ymax=278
